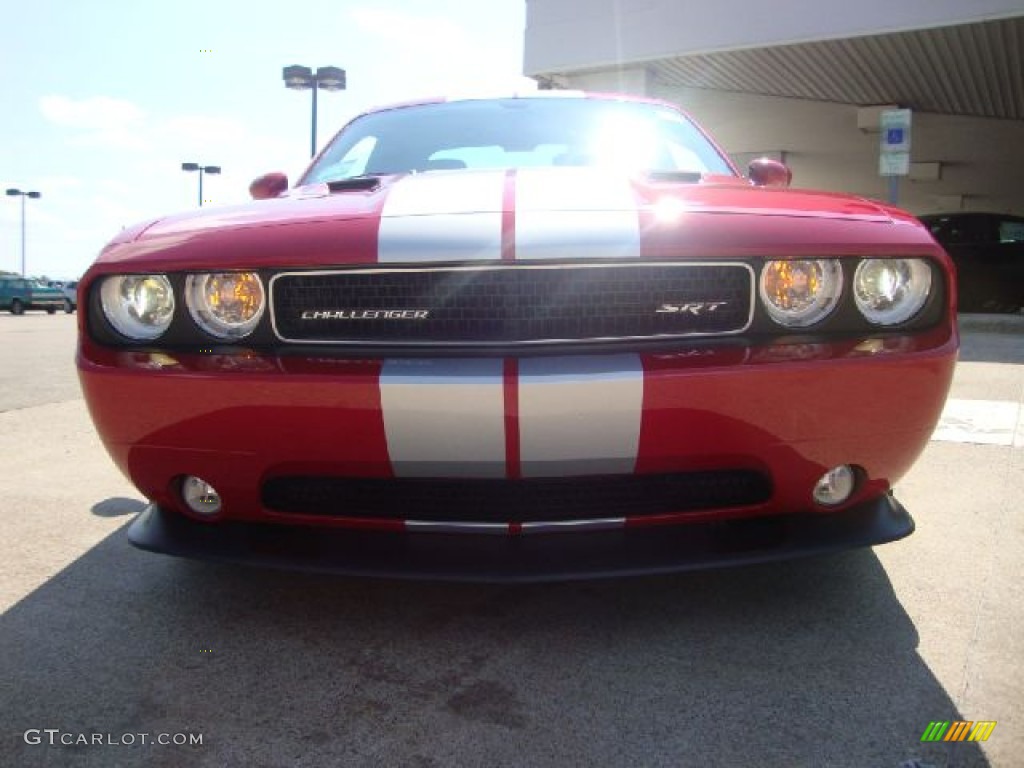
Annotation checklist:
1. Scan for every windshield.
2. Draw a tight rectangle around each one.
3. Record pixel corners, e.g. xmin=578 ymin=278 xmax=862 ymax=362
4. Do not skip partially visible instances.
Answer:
xmin=302 ymin=97 xmax=735 ymax=184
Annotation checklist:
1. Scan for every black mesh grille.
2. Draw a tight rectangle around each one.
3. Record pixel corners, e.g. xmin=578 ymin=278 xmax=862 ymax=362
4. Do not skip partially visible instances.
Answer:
xmin=262 ymin=471 xmax=772 ymax=522
xmin=270 ymin=263 xmax=752 ymax=345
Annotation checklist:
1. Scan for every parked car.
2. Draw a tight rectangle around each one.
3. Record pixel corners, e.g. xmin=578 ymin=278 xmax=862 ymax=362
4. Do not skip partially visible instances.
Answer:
xmin=919 ymin=212 xmax=1024 ymax=313
xmin=76 ymin=93 xmax=957 ymax=580
xmin=60 ymin=280 xmax=79 ymax=313
xmin=0 ymin=276 xmax=66 ymax=314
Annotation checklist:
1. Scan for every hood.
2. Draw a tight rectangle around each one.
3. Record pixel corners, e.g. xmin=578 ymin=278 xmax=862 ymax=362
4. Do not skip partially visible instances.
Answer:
xmin=138 ymin=167 xmax=894 ymax=240
xmin=94 ymin=167 xmax=929 ymax=272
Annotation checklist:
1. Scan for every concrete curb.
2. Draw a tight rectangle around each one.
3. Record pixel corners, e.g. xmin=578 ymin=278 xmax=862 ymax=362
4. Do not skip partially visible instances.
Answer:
xmin=958 ymin=312 xmax=1024 ymax=335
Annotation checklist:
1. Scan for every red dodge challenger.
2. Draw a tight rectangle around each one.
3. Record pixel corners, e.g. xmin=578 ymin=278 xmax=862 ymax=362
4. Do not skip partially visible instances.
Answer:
xmin=77 ymin=93 xmax=958 ymax=581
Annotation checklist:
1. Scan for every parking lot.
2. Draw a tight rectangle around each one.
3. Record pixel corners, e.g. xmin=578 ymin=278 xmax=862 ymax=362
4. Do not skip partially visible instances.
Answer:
xmin=1 ymin=312 xmax=1021 ymax=768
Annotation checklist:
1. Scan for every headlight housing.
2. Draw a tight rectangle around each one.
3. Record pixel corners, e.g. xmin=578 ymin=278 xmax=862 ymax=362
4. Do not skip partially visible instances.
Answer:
xmin=759 ymin=259 xmax=842 ymax=327
xmin=853 ymin=259 xmax=932 ymax=325
xmin=100 ymin=275 xmax=175 ymax=340
xmin=186 ymin=272 xmax=266 ymax=339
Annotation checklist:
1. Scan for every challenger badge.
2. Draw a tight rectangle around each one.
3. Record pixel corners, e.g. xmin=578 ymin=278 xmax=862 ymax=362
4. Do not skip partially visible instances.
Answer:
xmin=301 ymin=309 xmax=431 ymax=320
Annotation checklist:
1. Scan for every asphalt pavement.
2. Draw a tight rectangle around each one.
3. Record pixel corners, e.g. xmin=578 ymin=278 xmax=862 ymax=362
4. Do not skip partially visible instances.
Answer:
xmin=1 ymin=312 xmax=1021 ymax=768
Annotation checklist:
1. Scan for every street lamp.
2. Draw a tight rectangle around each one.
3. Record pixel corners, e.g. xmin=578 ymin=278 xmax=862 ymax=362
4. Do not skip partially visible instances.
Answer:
xmin=5 ymin=188 xmax=41 ymax=277
xmin=282 ymin=65 xmax=346 ymax=157
xmin=181 ymin=163 xmax=221 ymax=207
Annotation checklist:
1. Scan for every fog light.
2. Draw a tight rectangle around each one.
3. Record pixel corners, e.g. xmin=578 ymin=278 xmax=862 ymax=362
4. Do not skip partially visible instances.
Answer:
xmin=813 ymin=465 xmax=856 ymax=506
xmin=182 ymin=476 xmax=222 ymax=516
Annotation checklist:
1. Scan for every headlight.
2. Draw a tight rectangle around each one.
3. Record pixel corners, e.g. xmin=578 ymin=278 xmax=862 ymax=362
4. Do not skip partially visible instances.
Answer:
xmin=853 ymin=259 xmax=932 ymax=325
xmin=759 ymin=259 xmax=842 ymax=327
xmin=100 ymin=275 xmax=175 ymax=340
xmin=186 ymin=272 xmax=265 ymax=339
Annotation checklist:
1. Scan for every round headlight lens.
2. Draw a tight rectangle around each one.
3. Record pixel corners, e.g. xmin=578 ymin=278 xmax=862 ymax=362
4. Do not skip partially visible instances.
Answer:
xmin=853 ymin=259 xmax=932 ymax=325
xmin=759 ymin=259 xmax=842 ymax=327
xmin=100 ymin=275 xmax=175 ymax=340
xmin=186 ymin=272 xmax=266 ymax=339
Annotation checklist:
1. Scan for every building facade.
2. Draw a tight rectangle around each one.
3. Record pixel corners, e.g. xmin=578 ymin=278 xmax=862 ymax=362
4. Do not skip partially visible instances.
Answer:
xmin=524 ymin=0 xmax=1024 ymax=214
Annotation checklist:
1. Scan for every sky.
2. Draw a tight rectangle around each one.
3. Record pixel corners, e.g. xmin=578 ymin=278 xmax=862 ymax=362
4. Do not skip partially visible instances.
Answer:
xmin=0 ymin=0 xmax=532 ymax=279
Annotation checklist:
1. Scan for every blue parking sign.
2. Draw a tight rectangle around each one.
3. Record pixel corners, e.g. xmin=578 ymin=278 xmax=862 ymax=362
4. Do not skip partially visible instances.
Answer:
xmin=880 ymin=109 xmax=912 ymax=155
xmin=879 ymin=109 xmax=912 ymax=178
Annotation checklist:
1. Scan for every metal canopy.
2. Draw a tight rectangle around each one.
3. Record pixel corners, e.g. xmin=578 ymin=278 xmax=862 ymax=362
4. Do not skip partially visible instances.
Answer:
xmin=650 ymin=17 xmax=1023 ymax=120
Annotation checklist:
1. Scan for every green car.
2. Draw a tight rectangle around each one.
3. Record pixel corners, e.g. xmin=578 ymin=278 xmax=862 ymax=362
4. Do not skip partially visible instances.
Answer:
xmin=0 ymin=276 xmax=67 ymax=314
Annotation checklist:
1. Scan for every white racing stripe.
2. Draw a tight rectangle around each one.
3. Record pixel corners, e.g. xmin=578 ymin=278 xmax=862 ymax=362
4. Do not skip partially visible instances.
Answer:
xmin=380 ymin=359 xmax=506 ymax=477
xmin=380 ymin=355 xmax=646 ymax=479
xmin=520 ymin=518 xmax=626 ymax=533
xmin=514 ymin=168 xmax=641 ymax=260
xmin=378 ymin=168 xmax=645 ymax=479
xmin=378 ymin=171 xmax=506 ymax=262
xmin=518 ymin=355 xmax=644 ymax=477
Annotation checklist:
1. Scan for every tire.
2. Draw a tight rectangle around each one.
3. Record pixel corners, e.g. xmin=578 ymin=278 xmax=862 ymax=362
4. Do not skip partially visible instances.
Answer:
xmin=64 ymin=299 xmax=74 ymax=314
xmin=46 ymin=307 xmax=57 ymax=315
xmin=10 ymin=299 xmax=24 ymax=315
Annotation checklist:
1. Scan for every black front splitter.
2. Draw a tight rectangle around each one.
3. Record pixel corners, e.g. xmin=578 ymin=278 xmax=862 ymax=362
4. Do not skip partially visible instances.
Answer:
xmin=127 ymin=494 xmax=913 ymax=583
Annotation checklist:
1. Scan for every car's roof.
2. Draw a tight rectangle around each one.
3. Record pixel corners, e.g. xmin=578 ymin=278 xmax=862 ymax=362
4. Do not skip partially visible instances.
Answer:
xmin=353 ymin=90 xmax=681 ymax=120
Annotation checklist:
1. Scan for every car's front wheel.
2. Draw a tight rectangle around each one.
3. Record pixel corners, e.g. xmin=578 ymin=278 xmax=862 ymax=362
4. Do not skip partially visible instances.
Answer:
xmin=63 ymin=299 xmax=74 ymax=314
xmin=10 ymin=299 xmax=24 ymax=315
xmin=46 ymin=306 xmax=57 ymax=315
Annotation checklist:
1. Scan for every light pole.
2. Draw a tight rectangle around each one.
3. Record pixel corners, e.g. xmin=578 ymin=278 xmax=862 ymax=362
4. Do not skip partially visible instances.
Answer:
xmin=5 ymin=188 xmax=41 ymax=277
xmin=282 ymin=65 xmax=346 ymax=157
xmin=181 ymin=163 xmax=221 ymax=207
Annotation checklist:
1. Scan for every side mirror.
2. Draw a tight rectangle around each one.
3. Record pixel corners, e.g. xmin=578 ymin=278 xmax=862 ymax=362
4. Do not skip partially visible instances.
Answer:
xmin=249 ymin=172 xmax=289 ymax=200
xmin=747 ymin=158 xmax=792 ymax=188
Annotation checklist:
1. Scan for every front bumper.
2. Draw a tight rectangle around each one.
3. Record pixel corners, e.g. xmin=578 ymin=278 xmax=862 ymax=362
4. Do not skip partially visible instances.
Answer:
xmin=128 ymin=492 xmax=913 ymax=582
xmin=79 ymin=328 xmax=956 ymax=529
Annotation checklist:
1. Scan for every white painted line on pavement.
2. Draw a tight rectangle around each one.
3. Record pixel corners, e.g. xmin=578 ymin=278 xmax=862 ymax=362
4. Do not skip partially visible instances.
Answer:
xmin=932 ymin=398 xmax=1023 ymax=447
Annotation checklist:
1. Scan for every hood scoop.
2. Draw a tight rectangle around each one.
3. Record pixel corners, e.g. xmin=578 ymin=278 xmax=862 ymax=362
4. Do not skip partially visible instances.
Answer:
xmin=327 ymin=176 xmax=382 ymax=193
xmin=645 ymin=170 xmax=703 ymax=184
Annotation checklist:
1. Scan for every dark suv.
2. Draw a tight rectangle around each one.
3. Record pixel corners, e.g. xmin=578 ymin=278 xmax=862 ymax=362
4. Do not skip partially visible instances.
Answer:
xmin=919 ymin=213 xmax=1024 ymax=313
xmin=0 ymin=276 xmax=66 ymax=314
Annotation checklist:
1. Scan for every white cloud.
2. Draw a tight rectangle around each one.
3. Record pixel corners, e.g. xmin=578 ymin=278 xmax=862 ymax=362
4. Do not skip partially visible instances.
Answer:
xmin=33 ymin=175 xmax=84 ymax=192
xmin=161 ymin=115 xmax=297 ymax=174
xmin=28 ymin=94 xmax=306 ymax=277
xmin=39 ymin=95 xmax=146 ymax=129
xmin=39 ymin=95 xmax=151 ymax=151
xmin=86 ymin=194 xmax=149 ymax=228
xmin=163 ymin=115 xmax=247 ymax=154
xmin=36 ymin=93 xmax=300 ymax=198
xmin=350 ymin=7 xmax=466 ymax=50
xmin=343 ymin=6 xmax=535 ymax=103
